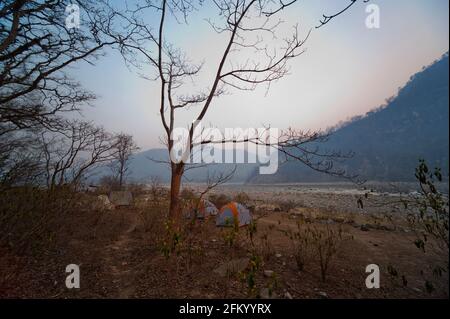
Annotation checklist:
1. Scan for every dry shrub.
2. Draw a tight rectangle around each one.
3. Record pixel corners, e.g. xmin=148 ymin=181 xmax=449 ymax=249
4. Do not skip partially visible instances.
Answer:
xmin=127 ymin=182 xmax=148 ymax=197
xmin=98 ymin=175 xmax=121 ymax=193
xmin=138 ymin=203 xmax=166 ymax=234
xmin=285 ymin=219 xmax=352 ymax=281
xmin=208 ymin=193 xmax=231 ymax=208
xmin=233 ymin=192 xmax=250 ymax=205
xmin=180 ymin=187 xmax=197 ymax=201
xmin=0 ymin=186 xmax=81 ymax=254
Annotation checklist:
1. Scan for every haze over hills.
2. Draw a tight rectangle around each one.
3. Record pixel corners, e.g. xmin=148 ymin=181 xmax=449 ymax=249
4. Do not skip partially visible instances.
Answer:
xmin=249 ymin=53 xmax=449 ymax=183
xmin=119 ymin=53 xmax=449 ymax=184
xmin=123 ymin=148 xmax=258 ymax=183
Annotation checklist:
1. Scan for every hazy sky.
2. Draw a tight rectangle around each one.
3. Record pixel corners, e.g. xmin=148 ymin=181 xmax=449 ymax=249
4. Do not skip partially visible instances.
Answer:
xmin=72 ymin=0 xmax=449 ymax=150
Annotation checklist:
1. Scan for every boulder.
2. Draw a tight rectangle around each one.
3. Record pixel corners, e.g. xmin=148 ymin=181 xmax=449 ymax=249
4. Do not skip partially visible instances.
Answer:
xmin=109 ymin=191 xmax=133 ymax=207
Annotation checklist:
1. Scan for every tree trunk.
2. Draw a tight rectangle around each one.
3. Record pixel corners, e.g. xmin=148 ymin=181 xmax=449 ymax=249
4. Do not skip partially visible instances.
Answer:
xmin=168 ymin=162 xmax=184 ymax=222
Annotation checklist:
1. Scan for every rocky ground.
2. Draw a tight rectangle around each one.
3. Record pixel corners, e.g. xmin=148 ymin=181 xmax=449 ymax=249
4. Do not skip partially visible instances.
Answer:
xmin=0 ymin=184 xmax=448 ymax=299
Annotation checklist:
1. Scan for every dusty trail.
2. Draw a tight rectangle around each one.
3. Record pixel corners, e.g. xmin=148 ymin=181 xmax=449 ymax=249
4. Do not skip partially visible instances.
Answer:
xmin=101 ymin=210 xmax=140 ymax=299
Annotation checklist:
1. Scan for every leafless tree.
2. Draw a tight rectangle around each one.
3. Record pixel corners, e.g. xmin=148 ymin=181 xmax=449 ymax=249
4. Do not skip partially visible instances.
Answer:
xmin=109 ymin=133 xmax=139 ymax=188
xmin=106 ymin=0 xmax=364 ymax=222
xmin=40 ymin=120 xmax=119 ymax=190
xmin=0 ymin=0 xmax=132 ymax=134
xmin=0 ymin=129 xmax=43 ymax=188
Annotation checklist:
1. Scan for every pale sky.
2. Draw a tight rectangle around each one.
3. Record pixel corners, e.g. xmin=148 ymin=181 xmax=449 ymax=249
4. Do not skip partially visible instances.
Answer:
xmin=72 ymin=0 xmax=449 ymax=150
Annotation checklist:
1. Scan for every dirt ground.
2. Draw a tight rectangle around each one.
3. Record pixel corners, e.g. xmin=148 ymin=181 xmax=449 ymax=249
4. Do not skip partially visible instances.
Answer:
xmin=0 ymin=188 xmax=448 ymax=299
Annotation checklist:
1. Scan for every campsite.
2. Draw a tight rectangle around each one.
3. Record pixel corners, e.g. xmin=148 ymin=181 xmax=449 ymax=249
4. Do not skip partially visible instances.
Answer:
xmin=1 ymin=183 xmax=448 ymax=299
xmin=0 ymin=0 xmax=448 ymax=303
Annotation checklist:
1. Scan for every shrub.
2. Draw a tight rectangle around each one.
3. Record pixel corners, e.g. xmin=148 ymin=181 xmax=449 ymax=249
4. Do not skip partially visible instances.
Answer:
xmin=309 ymin=224 xmax=349 ymax=282
xmin=209 ymin=193 xmax=231 ymax=208
xmin=233 ymin=192 xmax=250 ymax=205
xmin=285 ymin=220 xmax=312 ymax=271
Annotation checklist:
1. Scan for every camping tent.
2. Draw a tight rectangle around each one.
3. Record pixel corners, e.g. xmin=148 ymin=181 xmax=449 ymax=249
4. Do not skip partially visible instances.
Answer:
xmin=199 ymin=199 xmax=219 ymax=218
xmin=184 ymin=199 xmax=219 ymax=219
xmin=216 ymin=202 xmax=252 ymax=227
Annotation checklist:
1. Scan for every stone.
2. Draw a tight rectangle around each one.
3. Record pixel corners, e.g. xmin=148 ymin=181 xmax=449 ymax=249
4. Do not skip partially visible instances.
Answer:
xmin=317 ymin=291 xmax=329 ymax=299
xmin=263 ymin=270 xmax=274 ymax=278
xmin=284 ymin=291 xmax=293 ymax=299
xmin=360 ymin=224 xmax=370 ymax=231
xmin=213 ymin=258 xmax=249 ymax=277
xmin=275 ymin=253 xmax=282 ymax=258
xmin=109 ymin=191 xmax=133 ymax=206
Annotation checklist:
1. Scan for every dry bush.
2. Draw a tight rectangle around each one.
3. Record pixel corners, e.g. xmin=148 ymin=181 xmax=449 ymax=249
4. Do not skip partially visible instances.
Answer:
xmin=309 ymin=224 xmax=351 ymax=282
xmin=278 ymin=200 xmax=297 ymax=212
xmin=285 ymin=220 xmax=312 ymax=271
xmin=284 ymin=219 xmax=352 ymax=281
xmin=0 ymin=186 xmax=81 ymax=254
xmin=258 ymin=231 xmax=274 ymax=261
xmin=98 ymin=175 xmax=121 ymax=193
xmin=127 ymin=182 xmax=148 ymax=197
xmin=233 ymin=192 xmax=251 ymax=205
xmin=208 ymin=193 xmax=231 ymax=208
xmin=180 ymin=187 xmax=197 ymax=201
xmin=138 ymin=204 xmax=166 ymax=234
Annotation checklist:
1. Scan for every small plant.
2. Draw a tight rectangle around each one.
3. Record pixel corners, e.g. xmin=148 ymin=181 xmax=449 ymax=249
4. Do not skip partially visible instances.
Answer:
xmin=160 ymin=219 xmax=183 ymax=258
xmin=221 ymin=217 xmax=240 ymax=248
xmin=241 ymin=252 xmax=262 ymax=297
xmin=279 ymin=200 xmax=297 ymax=212
xmin=246 ymin=220 xmax=258 ymax=246
xmin=259 ymin=232 xmax=273 ymax=261
xmin=404 ymin=160 xmax=449 ymax=294
xmin=285 ymin=220 xmax=312 ymax=271
xmin=309 ymin=224 xmax=349 ymax=282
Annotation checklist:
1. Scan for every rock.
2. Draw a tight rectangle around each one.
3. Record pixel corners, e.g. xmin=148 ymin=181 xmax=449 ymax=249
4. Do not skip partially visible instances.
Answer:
xmin=260 ymin=288 xmax=277 ymax=299
xmin=213 ymin=258 xmax=250 ymax=277
xmin=109 ymin=191 xmax=133 ymax=207
xmin=94 ymin=195 xmax=114 ymax=211
xmin=264 ymin=270 xmax=274 ymax=278
xmin=317 ymin=291 xmax=329 ymax=299
xmin=284 ymin=291 xmax=293 ymax=299
xmin=275 ymin=253 xmax=282 ymax=258
xmin=360 ymin=224 xmax=370 ymax=231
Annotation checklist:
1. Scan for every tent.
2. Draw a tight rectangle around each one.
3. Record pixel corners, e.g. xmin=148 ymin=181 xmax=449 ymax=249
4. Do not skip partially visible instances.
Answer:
xmin=184 ymin=199 xmax=219 ymax=219
xmin=216 ymin=202 xmax=252 ymax=227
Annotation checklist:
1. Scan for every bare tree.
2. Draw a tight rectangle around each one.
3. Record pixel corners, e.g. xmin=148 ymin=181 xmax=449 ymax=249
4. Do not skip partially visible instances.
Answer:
xmin=109 ymin=133 xmax=139 ymax=188
xmin=0 ymin=0 xmax=133 ymax=134
xmin=0 ymin=129 xmax=43 ymax=188
xmin=40 ymin=120 xmax=119 ymax=190
xmin=107 ymin=0 xmax=364 ymax=223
